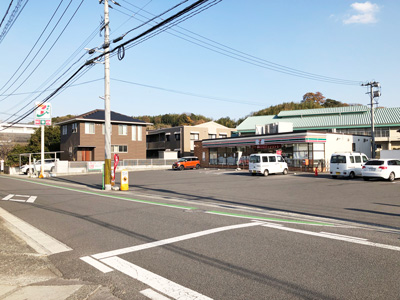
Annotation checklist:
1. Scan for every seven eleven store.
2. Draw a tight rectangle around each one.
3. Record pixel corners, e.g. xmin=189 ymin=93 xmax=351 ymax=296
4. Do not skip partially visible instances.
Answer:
xmin=194 ymin=131 xmax=371 ymax=172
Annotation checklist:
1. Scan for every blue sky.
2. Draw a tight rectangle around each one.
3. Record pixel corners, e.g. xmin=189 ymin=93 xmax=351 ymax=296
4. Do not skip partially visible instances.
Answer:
xmin=0 ymin=0 xmax=398 ymax=123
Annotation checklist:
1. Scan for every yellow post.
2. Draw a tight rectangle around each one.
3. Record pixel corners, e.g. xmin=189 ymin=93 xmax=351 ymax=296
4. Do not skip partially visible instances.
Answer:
xmin=121 ymin=169 xmax=129 ymax=191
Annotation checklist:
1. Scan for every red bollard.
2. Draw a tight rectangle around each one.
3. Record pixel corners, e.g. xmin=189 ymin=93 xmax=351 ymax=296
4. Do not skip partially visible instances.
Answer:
xmin=315 ymin=167 xmax=318 ymax=176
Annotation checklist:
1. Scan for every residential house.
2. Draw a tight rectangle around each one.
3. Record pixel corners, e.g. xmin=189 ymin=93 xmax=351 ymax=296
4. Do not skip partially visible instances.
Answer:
xmin=146 ymin=121 xmax=235 ymax=158
xmin=56 ymin=109 xmax=151 ymax=161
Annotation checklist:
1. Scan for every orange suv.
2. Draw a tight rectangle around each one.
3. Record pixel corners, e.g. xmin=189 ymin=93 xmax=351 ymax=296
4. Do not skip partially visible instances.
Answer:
xmin=172 ymin=156 xmax=200 ymax=170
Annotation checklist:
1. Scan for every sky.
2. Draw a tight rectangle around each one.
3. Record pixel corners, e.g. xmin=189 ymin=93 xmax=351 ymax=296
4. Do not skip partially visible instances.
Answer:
xmin=0 ymin=0 xmax=398 ymax=124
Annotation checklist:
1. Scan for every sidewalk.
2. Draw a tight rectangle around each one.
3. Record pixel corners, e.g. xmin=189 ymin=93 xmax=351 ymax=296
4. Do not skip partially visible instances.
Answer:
xmin=0 ymin=217 xmax=119 ymax=300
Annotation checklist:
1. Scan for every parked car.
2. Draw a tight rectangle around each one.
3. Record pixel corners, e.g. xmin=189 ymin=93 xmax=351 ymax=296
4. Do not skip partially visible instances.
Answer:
xmin=20 ymin=158 xmax=58 ymax=175
xmin=362 ymin=159 xmax=400 ymax=181
xmin=249 ymin=153 xmax=288 ymax=176
xmin=330 ymin=152 xmax=369 ymax=179
xmin=172 ymin=156 xmax=200 ymax=170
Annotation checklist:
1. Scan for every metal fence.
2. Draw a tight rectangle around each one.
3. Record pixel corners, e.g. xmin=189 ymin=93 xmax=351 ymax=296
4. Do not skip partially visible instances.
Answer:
xmin=7 ymin=159 xmax=176 ymax=175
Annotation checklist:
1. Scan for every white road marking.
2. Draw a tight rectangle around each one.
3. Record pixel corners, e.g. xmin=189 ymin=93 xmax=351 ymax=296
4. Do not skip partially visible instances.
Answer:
xmin=2 ymin=194 xmax=14 ymax=200
xmin=140 ymin=288 xmax=171 ymax=300
xmin=80 ymin=256 xmax=114 ymax=273
xmin=102 ymin=256 xmax=213 ymax=300
xmin=93 ymin=222 xmax=263 ymax=260
xmin=320 ymin=232 xmax=368 ymax=241
xmin=262 ymin=223 xmax=400 ymax=252
xmin=0 ymin=207 xmax=72 ymax=255
xmin=2 ymin=194 xmax=37 ymax=203
xmin=26 ymin=196 xmax=37 ymax=203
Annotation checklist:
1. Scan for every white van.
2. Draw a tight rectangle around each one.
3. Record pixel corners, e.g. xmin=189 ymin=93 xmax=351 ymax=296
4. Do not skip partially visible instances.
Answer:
xmin=330 ymin=152 xmax=369 ymax=179
xmin=249 ymin=154 xmax=288 ymax=176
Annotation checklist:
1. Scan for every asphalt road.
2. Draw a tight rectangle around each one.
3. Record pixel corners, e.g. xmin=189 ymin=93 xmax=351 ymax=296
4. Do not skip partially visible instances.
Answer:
xmin=0 ymin=170 xmax=399 ymax=299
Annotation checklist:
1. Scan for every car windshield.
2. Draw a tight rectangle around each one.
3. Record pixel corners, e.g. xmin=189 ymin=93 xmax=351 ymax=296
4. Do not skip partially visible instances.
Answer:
xmin=331 ymin=155 xmax=346 ymax=164
xmin=250 ymin=156 xmax=260 ymax=163
xmin=365 ymin=160 xmax=384 ymax=166
xmin=178 ymin=158 xmax=187 ymax=162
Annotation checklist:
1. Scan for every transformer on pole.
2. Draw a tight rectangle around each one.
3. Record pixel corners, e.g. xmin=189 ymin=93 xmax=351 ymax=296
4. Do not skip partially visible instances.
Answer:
xmin=361 ymin=81 xmax=381 ymax=158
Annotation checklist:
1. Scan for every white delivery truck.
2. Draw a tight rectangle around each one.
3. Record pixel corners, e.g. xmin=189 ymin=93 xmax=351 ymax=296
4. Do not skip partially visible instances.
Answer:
xmin=249 ymin=153 xmax=288 ymax=177
xmin=329 ymin=152 xmax=369 ymax=179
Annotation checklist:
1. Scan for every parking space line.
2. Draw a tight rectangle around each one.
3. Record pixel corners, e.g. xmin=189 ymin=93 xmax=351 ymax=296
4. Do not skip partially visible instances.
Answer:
xmin=93 ymin=222 xmax=263 ymax=260
xmin=101 ymin=256 xmax=213 ymax=300
xmin=262 ymin=223 xmax=400 ymax=252
xmin=140 ymin=288 xmax=171 ymax=300
xmin=80 ymin=256 xmax=114 ymax=273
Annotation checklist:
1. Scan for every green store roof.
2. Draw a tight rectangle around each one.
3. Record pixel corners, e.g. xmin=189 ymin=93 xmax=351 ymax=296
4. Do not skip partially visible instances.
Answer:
xmin=236 ymin=106 xmax=400 ymax=131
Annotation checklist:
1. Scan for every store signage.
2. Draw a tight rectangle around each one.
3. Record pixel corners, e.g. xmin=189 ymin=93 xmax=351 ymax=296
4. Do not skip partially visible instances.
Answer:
xmin=34 ymin=103 xmax=52 ymax=125
xmin=254 ymin=144 xmax=281 ymax=149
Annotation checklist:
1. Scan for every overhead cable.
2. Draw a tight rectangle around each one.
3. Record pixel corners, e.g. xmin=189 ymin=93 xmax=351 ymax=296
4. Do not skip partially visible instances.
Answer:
xmin=0 ymin=0 xmax=29 ymax=44
xmin=0 ymin=0 xmax=14 ymax=29
xmin=118 ymin=0 xmax=361 ymax=85
xmin=1 ymin=0 xmax=219 ymax=129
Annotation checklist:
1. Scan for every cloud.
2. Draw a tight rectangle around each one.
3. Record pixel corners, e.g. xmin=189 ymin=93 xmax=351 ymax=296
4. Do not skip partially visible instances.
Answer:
xmin=343 ymin=1 xmax=380 ymax=24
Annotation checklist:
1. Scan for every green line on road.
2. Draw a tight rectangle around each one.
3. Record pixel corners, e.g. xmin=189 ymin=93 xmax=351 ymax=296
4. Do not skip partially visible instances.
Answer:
xmin=0 ymin=176 xmax=196 ymax=210
xmin=1 ymin=176 xmax=334 ymax=226
xmin=208 ymin=211 xmax=334 ymax=226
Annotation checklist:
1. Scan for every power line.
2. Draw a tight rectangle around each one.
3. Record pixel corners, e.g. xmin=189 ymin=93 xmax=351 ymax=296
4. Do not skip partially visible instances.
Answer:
xmin=0 ymin=0 xmax=29 ymax=44
xmin=1 ymin=0 xmax=220 ymax=130
xmin=118 ymin=0 xmax=361 ymax=85
xmin=0 ymin=0 xmax=85 ymax=102
xmin=0 ymin=0 xmax=65 ymax=94
xmin=0 ymin=78 xmax=101 ymax=97
xmin=0 ymin=0 xmax=14 ymax=29
xmin=111 ymin=77 xmax=266 ymax=106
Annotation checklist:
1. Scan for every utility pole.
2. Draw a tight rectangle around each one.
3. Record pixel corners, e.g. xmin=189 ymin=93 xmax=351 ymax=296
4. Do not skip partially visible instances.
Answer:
xmin=103 ymin=0 xmax=111 ymax=190
xmin=361 ymin=81 xmax=381 ymax=159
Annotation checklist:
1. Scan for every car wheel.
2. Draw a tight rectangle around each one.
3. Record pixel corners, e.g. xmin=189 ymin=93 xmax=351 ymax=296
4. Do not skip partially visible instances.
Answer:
xmin=263 ymin=169 xmax=269 ymax=177
xmin=179 ymin=165 xmax=184 ymax=171
xmin=331 ymin=175 xmax=337 ymax=179
xmin=195 ymin=164 xmax=200 ymax=169
xmin=282 ymin=168 xmax=288 ymax=175
xmin=348 ymin=172 xmax=355 ymax=179
xmin=363 ymin=177 xmax=370 ymax=181
xmin=388 ymin=172 xmax=395 ymax=182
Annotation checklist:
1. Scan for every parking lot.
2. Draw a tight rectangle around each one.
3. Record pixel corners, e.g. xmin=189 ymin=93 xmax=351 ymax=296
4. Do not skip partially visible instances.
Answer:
xmin=46 ymin=168 xmax=400 ymax=230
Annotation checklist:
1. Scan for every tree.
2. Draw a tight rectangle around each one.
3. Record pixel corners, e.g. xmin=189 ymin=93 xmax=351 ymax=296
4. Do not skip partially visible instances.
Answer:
xmin=323 ymin=99 xmax=349 ymax=108
xmin=302 ymin=92 xmax=326 ymax=105
xmin=28 ymin=126 xmax=60 ymax=153
xmin=215 ymin=117 xmax=236 ymax=128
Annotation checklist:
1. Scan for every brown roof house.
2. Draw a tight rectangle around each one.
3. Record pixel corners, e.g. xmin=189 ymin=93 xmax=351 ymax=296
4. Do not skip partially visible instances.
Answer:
xmin=56 ymin=109 xmax=151 ymax=161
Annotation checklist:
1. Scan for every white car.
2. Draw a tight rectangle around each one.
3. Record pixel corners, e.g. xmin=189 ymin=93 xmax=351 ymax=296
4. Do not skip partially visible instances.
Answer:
xmin=249 ymin=153 xmax=288 ymax=176
xmin=20 ymin=159 xmax=58 ymax=175
xmin=330 ymin=152 xmax=369 ymax=179
xmin=361 ymin=159 xmax=400 ymax=182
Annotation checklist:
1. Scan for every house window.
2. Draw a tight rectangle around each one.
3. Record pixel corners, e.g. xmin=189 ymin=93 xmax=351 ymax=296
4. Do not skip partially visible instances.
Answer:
xmin=118 ymin=124 xmax=127 ymax=135
xmin=85 ymin=122 xmax=95 ymax=134
xmin=175 ymin=133 xmax=180 ymax=141
xmin=132 ymin=125 xmax=136 ymax=141
xmin=190 ymin=133 xmax=199 ymax=140
xmin=138 ymin=126 xmax=142 ymax=141
xmin=111 ymin=145 xmax=127 ymax=153
xmin=166 ymin=134 xmax=170 ymax=141
xmin=62 ymin=125 xmax=67 ymax=135
xmin=208 ymin=134 xmax=216 ymax=139
xmin=72 ymin=123 xmax=78 ymax=133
